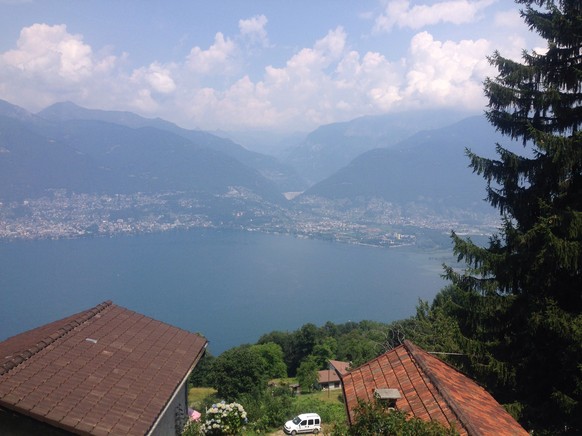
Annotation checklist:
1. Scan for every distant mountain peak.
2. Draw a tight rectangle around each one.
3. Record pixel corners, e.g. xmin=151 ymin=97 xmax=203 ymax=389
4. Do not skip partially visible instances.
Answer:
xmin=38 ymin=101 xmax=162 ymax=128
xmin=0 ymin=99 xmax=36 ymax=122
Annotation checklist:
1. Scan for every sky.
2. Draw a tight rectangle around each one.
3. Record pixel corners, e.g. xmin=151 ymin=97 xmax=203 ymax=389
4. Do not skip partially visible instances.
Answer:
xmin=0 ymin=0 xmax=544 ymax=133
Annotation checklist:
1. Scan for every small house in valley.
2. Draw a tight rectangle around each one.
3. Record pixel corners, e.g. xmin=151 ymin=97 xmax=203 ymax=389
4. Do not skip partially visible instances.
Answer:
xmin=0 ymin=301 xmax=208 ymax=435
xmin=338 ymin=340 xmax=528 ymax=436
xmin=318 ymin=360 xmax=350 ymax=391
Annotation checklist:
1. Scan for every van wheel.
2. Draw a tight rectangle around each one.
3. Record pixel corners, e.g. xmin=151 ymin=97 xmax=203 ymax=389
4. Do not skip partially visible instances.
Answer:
xmin=291 ymin=431 xmax=297 ymax=436
xmin=314 ymin=429 xmax=320 ymax=434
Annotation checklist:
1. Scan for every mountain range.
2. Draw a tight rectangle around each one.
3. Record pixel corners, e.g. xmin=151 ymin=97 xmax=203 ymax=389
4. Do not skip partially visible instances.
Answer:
xmin=0 ymin=98 xmax=509 ymax=233
xmin=0 ymin=100 xmax=296 ymax=203
xmin=281 ymin=109 xmax=473 ymax=185
xmin=38 ymin=102 xmax=307 ymax=193
xmin=302 ymin=115 xmax=508 ymax=214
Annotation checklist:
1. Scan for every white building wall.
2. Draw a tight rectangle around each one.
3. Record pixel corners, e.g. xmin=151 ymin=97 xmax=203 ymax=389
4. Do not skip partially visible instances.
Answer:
xmin=151 ymin=382 xmax=188 ymax=436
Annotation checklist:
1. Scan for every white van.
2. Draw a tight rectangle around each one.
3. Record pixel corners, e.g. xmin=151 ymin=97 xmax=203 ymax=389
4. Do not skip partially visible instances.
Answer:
xmin=283 ymin=413 xmax=321 ymax=435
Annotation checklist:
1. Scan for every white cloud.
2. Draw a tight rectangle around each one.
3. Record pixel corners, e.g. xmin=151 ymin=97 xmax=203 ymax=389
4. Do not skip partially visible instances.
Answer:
xmin=131 ymin=88 xmax=158 ymax=112
xmin=186 ymin=32 xmax=237 ymax=75
xmin=334 ymin=50 xmax=404 ymax=111
xmin=283 ymin=27 xmax=347 ymax=76
xmin=375 ymin=0 xmax=495 ymax=32
xmin=0 ymin=23 xmax=121 ymax=111
xmin=131 ymin=62 xmax=176 ymax=94
xmin=239 ymin=15 xmax=269 ymax=47
xmin=200 ymin=27 xmax=403 ymax=129
xmin=2 ymin=24 xmax=94 ymax=81
xmin=403 ymin=31 xmax=493 ymax=109
xmin=314 ymin=26 xmax=346 ymax=61
xmin=0 ymin=21 xmax=499 ymax=131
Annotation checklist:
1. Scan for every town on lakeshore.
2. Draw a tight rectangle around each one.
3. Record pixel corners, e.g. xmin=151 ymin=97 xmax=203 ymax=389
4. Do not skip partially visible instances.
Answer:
xmin=0 ymin=189 xmax=498 ymax=247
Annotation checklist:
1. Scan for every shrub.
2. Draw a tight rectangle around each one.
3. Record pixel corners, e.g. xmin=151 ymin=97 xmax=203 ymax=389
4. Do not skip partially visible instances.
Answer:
xmin=239 ymin=386 xmax=295 ymax=433
xmin=293 ymin=395 xmax=345 ymax=422
xmin=200 ymin=401 xmax=248 ymax=435
xmin=182 ymin=419 xmax=202 ymax=436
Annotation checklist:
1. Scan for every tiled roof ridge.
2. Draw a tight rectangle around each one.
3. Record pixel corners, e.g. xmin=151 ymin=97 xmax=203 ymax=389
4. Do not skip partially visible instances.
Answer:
xmin=343 ymin=345 xmax=407 ymax=374
xmin=329 ymin=359 xmax=351 ymax=375
xmin=0 ymin=300 xmax=113 ymax=376
xmin=404 ymin=340 xmax=481 ymax=436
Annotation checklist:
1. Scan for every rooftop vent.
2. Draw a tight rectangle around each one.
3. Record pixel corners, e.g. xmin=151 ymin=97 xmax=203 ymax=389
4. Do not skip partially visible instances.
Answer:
xmin=374 ymin=388 xmax=401 ymax=408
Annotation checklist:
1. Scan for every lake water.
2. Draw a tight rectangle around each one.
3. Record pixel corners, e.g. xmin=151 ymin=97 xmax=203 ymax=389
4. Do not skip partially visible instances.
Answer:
xmin=0 ymin=229 xmax=450 ymax=354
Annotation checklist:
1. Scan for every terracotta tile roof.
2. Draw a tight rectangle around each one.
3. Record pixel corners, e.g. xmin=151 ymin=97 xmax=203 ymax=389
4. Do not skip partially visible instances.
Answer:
xmin=0 ymin=301 xmax=208 ymax=435
xmin=318 ymin=369 xmax=340 ymax=384
xmin=319 ymin=361 xmax=350 ymax=384
xmin=339 ymin=340 xmax=528 ymax=436
xmin=328 ymin=360 xmax=350 ymax=376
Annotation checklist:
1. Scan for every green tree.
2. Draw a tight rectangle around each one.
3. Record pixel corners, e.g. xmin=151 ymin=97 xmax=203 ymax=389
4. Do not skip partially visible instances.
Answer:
xmin=312 ymin=337 xmax=337 ymax=369
xmin=290 ymin=323 xmax=320 ymax=375
xmin=210 ymin=345 xmax=269 ymax=401
xmin=446 ymin=1 xmax=582 ymax=432
xmin=251 ymin=342 xmax=287 ymax=379
xmin=257 ymin=330 xmax=295 ymax=372
xmin=396 ymin=291 xmax=516 ymax=396
xmin=391 ymin=297 xmax=466 ymax=356
xmin=296 ymin=355 xmax=320 ymax=393
xmin=336 ymin=330 xmax=383 ymax=367
xmin=189 ymin=351 xmax=215 ymax=387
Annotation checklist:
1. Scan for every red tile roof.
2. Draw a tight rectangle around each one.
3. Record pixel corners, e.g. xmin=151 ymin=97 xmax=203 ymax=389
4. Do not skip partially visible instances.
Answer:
xmin=319 ymin=361 xmax=350 ymax=385
xmin=318 ymin=369 xmax=340 ymax=384
xmin=339 ymin=340 xmax=528 ymax=436
xmin=0 ymin=301 xmax=207 ymax=435
xmin=329 ymin=360 xmax=350 ymax=376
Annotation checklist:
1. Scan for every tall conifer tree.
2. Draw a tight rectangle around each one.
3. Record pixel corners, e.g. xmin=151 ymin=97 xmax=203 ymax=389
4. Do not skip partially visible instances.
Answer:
xmin=446 ymin=1 xmax=582 ymax=432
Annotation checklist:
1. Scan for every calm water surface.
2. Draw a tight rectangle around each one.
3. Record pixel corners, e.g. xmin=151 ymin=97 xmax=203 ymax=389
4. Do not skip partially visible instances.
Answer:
xmin=0 ymin=229 xmax=449 ymax=353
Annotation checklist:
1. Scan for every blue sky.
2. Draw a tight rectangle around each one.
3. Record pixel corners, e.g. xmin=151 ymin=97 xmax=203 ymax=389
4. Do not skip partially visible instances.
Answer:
xmin=0 ymin=0 xmax=543 ymax=132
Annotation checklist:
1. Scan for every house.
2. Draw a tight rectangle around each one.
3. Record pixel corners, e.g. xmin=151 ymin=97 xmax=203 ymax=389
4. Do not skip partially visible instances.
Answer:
xmin=318 ymin=369 xmax=341 ymax=390
xmin=0 ymin=301 xmax=208 ymax=435
xmin=318 ymin=360 xmax=350 ymax=390
xmin=338 ymin=340 xmax=528 ymax=436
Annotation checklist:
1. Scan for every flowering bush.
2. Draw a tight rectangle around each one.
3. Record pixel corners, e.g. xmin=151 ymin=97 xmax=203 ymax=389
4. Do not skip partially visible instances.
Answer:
xmin=200 ymin=401 xmax=247 ymax=435
xmin=182 ymin=419 xmax=202 ymax=436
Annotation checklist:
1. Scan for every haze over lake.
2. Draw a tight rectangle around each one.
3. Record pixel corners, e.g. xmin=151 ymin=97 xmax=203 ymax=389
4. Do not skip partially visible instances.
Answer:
xmin=0 ymin=229 xmax=450 ymax=354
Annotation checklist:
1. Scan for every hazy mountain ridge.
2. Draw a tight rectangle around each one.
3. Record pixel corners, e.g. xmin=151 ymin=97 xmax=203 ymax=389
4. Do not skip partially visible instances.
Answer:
xmin=0 ymin=99 xmax=40 ymax=123
xmin=281 ymin=110 xmax=473 ymax=185
xmin=0 ymin=115 xmax=107 ymax=200
xmin=299 ymin=116 xmax=507 ymax=218
xmin=0 ymin=100 xmax=285 ymax=203
xmin=39 ymin=102 xmax=307 ymax=193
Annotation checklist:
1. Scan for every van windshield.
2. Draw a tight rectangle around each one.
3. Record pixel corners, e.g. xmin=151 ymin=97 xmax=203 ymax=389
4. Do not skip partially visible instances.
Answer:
xmin=292 ymin=417 xmax=301 ymax=425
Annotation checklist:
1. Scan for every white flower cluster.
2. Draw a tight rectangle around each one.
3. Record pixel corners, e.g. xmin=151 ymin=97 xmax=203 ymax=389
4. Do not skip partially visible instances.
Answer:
xmin=200 ymin=401 xmax=247 ymax=435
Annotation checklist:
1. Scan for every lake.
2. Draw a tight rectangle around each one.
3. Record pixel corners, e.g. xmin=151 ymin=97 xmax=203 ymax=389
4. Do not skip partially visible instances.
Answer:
xmin=0 ymin=229 xmax=450 ymax=354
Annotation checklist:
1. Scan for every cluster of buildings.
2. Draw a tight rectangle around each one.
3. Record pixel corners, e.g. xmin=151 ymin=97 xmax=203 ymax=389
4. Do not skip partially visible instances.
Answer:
xmin=0 ymin=192 xmax=212 ymax=240
xmin=0 ymin=191 xmax=428 ymax=247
